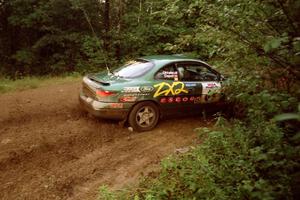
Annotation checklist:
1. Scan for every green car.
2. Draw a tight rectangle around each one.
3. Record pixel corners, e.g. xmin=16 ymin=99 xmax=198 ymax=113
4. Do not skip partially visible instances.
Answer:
xmin=79 ymin=55 xmax=224 ymax=131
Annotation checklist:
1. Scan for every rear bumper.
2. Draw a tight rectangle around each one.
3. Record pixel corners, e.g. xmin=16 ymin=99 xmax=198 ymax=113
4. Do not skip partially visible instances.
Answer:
xmin=79 ymin=93 xmax=129 ymax=120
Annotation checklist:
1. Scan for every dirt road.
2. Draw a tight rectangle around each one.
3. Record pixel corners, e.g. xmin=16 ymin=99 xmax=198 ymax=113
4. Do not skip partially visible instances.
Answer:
xmin=0 ymin=81 xmax=210 ymax=200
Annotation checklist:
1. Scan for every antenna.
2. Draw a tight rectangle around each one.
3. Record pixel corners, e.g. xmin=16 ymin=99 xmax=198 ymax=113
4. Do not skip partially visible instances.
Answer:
xmin=106 ymin=66 xmax=112 ymax=75
xmin=79 ymin=4 xmax=110 ymax=74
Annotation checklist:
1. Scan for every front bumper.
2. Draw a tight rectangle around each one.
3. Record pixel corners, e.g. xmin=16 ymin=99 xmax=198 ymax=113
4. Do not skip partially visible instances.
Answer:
xmin=79 ymin=93 xmax=129 ymax=120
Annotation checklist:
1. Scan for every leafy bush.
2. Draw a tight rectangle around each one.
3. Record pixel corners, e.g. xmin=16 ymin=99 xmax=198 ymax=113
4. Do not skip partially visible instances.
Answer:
xmin=112 ymin=114 xmax=299 ymax=199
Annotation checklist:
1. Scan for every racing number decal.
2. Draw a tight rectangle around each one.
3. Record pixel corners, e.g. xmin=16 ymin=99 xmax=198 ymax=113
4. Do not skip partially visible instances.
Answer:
xmin=153 ymin=82 xmax=188 ymax=97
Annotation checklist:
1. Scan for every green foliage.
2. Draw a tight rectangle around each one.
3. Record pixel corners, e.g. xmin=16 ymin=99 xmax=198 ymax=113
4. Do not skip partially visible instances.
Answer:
xmin=76 ymin=35 xmax=115 ymax=73
xmin=274 ymin=104 xmax=300 ymax=121
xmin=118 ymin=104 xmax=299 ymax=199
xmin=98 ymin=185 xmax=116 ymax=200
xmin=1 ymin=0 xmax=299 ymax=80
xmin=274 ymin=113 xmax=300 ymax=121
xmin=0 ymin=0 xmax=109 ymax=77
xmin=12 ymin=50 xmax=34 ymax=65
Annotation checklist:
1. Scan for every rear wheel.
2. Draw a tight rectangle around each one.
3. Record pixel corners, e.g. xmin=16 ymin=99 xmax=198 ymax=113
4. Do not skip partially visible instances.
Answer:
xmin=128 ymin=102 xmax=159 ymax=132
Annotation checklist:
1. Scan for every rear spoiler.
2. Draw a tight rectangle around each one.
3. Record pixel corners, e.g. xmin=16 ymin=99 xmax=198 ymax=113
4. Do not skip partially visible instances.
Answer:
xmin=87 ymin=75 xmax=110 ymax=86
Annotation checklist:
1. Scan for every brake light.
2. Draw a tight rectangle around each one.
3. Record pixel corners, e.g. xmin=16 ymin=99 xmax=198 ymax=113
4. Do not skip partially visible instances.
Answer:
xmin=96 ymin=89 xmax=115 ymax=97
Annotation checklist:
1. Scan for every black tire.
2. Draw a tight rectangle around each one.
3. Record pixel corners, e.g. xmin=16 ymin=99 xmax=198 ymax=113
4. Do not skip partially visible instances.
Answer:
xmin=128 ymin=101 xmax=159 ymax=132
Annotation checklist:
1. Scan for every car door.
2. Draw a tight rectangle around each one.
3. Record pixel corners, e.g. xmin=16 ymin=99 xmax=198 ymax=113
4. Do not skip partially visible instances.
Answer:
xmin=175 ymin=62 xmax=222 ymax=112
xmin=153 ymin=63 xmax=188 ymax=116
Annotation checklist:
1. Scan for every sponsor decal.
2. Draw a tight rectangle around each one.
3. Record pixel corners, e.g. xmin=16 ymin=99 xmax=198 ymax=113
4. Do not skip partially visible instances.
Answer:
xmin=159 ymin=96 xmax=216 ymax=104
xmin=175 ymin=97 xmax=181 ymax=103
xmin=185 ymin=83 xmax=197 ymax=87
xmin=119 ymin=96 xmax=137 ymax=102
xmin=189 ymin=96 xmax=195 ymax=102
xmin=123 ymin=87 xmax=140 ymax=93
xmin=205 ymin=83 xmax=217 ymax=88
xmin=163 ymin=71 xmax=178 ymax=79
xmin=153 ymin=82 xmax=188 ymax=97
xmin=202 ymin=82 xmax=221 ymax=95
xmin=160 ymin=97 xmax=167 ymax=103
xmin=123 ymin=86 xmax=154 ymax=94
xmin=168 ymin=97 xmax=174 ymax=103
xmin=139 ymin=86 xmax=154 ymax=93
xmin=110 ymin=103 xmax=123 ymax=108
xmin=123 ymin=93 xmax=149 ymax=97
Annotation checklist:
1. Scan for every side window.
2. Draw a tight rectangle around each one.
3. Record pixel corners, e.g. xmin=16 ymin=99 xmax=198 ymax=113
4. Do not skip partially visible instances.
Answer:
xmin=155 ymin=64 xmax=178 ymax=81
xmin=176 ymin=63 xmax=218 ymax=81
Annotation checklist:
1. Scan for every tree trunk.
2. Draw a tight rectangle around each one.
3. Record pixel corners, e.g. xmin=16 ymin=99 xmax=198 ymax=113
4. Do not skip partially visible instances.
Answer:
xmin=115 ymin=0 xmax=124 ymax=61
xmin=104 ymin=0 xmax=110 ymax=52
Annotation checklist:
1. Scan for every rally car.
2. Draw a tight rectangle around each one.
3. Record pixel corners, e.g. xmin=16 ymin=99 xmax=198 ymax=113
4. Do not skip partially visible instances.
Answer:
xmin=79 ymin=55 xmax=225 ymax=131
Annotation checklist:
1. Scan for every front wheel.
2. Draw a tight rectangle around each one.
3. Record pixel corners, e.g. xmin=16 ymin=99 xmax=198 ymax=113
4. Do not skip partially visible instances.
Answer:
xmin=128 ymin=102 xmax=159 ymax=132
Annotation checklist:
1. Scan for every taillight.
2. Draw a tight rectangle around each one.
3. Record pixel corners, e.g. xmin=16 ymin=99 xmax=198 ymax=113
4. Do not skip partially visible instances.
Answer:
xmin=96 ymin=89 xmax=115 ymax=97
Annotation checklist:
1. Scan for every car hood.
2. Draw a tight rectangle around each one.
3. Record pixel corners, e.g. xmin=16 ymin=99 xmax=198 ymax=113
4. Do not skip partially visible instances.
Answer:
xmin=88 ymin=72 xmax=129 ymax=86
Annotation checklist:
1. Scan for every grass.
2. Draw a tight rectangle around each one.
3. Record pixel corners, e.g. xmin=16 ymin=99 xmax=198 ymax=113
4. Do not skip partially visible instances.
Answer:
xmin=0 ymin=73 xmax=81 ymax=94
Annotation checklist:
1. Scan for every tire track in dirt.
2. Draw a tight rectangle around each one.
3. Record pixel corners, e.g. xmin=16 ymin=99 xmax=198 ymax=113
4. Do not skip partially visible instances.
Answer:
xmin=0 ymin=81 xmax=210 ymax=200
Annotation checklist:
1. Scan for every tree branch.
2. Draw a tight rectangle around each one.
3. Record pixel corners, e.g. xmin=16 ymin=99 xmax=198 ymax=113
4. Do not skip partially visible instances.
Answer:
xmin=276 ymin=0 xmax=298 ymax=35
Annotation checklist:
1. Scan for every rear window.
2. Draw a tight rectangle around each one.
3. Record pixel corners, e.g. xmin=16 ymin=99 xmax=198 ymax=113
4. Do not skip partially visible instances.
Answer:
xmin=114 ymin=60 xmax=154 ymax=78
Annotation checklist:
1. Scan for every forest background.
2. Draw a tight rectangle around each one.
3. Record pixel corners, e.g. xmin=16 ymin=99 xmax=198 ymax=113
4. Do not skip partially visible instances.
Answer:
xmin=1 ymin=0 xmax=300 ymax=199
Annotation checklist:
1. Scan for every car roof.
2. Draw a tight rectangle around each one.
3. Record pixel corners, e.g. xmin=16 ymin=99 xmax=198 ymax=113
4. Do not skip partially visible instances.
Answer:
xmin=140 ymin=54 xmax=196 ymax=61
xmin=139 ymin=55 xmax=210 ymax=66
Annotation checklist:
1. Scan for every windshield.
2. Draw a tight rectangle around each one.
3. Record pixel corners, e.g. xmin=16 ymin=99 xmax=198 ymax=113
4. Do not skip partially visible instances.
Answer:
xmin=114 ymin=60 xmax=154 ymax=78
